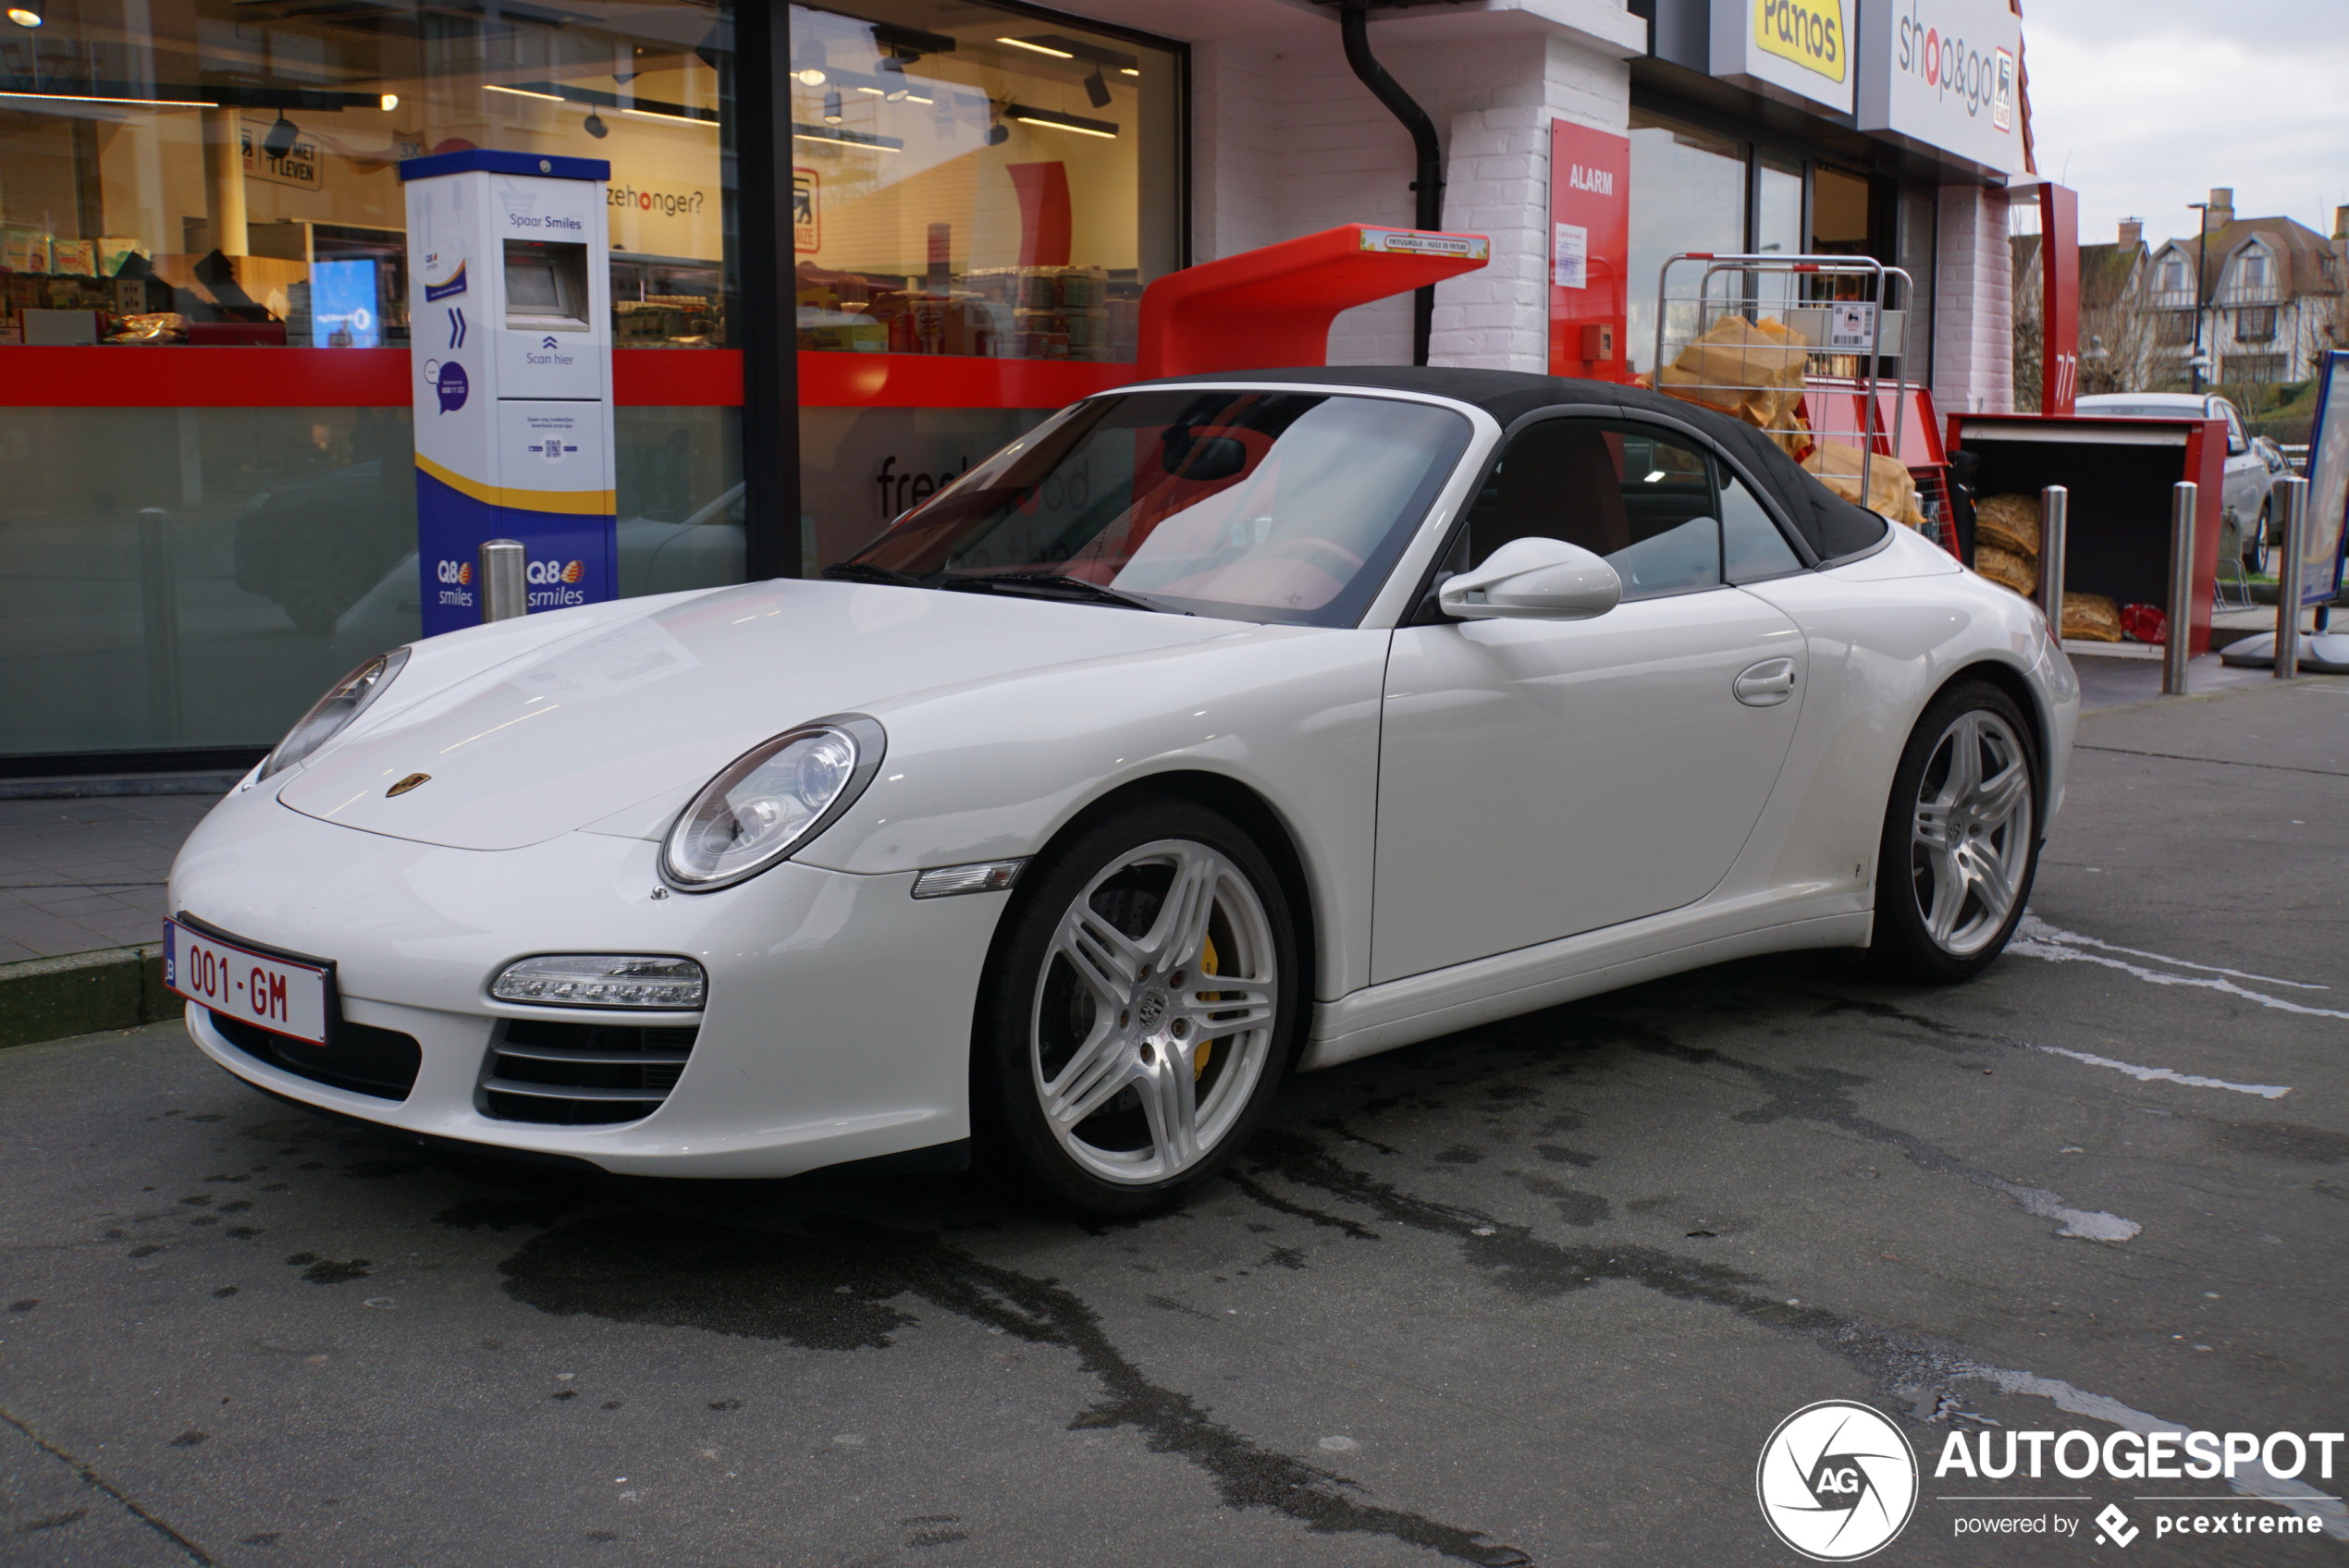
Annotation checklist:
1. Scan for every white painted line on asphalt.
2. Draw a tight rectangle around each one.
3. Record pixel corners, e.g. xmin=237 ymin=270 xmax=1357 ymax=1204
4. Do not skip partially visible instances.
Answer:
xmin=1961 ymin=1363 xmax=2349 ymax=1541
xmin=2032 ymin=1044 xmax=2293 ymax=1100
xmin=2017 ymin=918 xmax=2328 ymax=990
xmin=2012 ymin=918 xmax=2349 ymax=1022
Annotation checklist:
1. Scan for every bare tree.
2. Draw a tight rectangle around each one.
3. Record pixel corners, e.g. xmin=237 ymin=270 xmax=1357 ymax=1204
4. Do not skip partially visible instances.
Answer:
xmin=2078 ymin=291 xmax=2162 ymax=395
xmin=2012 ymin=275 xmax=2044 ymax=409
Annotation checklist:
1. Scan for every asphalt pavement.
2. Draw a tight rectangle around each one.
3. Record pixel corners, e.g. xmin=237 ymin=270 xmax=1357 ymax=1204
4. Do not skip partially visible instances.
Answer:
xmin=2 ymin=677 xmax=2344 ymax=1567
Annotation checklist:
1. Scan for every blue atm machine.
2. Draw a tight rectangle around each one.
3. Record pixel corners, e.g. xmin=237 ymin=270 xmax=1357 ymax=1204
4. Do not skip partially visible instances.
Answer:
xmin=399 ymin=150 xmax=617 ymax=635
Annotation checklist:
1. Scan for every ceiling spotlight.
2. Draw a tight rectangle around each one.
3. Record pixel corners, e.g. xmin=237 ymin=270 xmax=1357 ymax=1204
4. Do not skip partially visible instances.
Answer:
xmin=1084 ymin=67 xmax=1110 ymax=108
xmin=794 ymin=67 xmax=826 ymax=85
xmin=6 ymin=0 xmax=41 ymax=26
xmin=378 ymin=92 xmax=399 ymax=111
xmin=583 ymin=110 xmax=609 ymax=138
xmin=263 ymin=114 xmax=301 ymax=157
xmin=822 ymin=86 xmax=842 ymax=125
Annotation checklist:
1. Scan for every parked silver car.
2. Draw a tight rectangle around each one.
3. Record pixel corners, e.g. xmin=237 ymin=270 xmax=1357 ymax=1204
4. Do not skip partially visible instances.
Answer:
xmin=2074 ymin=392 xmax=2274 ymax=571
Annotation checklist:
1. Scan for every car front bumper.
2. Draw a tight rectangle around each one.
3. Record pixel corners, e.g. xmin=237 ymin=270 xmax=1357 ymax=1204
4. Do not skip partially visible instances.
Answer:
xmin=168 ymin=786 xmax=1006 ymax=1177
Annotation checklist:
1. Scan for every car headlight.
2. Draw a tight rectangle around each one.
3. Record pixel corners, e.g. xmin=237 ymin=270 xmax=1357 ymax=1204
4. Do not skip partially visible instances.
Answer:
xmin=261 ymin=647 xmax=411 ymax=778
xmin=661 ymin=715 xmax=885 ymax=891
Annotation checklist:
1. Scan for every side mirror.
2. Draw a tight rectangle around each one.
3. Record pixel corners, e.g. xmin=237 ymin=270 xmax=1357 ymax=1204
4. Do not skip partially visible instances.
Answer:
xmin=1438 ymin=535 xmax=1622 ymax=621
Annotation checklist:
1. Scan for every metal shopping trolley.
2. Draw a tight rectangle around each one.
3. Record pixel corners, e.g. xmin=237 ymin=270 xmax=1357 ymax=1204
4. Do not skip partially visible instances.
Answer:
xmin=1652 ymin=253 xmax=1944 ymax=547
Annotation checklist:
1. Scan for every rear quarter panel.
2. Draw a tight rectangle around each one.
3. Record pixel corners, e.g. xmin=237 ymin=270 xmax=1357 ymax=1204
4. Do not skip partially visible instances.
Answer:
xmin=1733 ymin=528 xmax=2077 ymax=905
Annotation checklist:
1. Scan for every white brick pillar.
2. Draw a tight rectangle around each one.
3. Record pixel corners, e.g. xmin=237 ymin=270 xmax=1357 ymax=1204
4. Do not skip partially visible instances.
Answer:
xmin=1932 ymin=183 xmax=2016 ymax=413
xmin=1427 ymin=31 xmax=1634 ymax=372
xmin=1188 ymin=38 xmax=1281 ymax=263
xmin=1175 ymin=4 xmax=1639 ymax=370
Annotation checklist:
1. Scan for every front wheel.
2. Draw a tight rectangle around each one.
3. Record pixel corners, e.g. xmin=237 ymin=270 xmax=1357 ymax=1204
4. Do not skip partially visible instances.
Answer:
xmin=1870 ymin=682 xmax=2041 ymax=983
xmin=974 ymin=799 xmax=1300 ymax=1215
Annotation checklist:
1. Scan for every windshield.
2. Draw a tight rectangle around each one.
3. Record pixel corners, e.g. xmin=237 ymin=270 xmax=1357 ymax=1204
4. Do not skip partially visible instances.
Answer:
xmin=843 ymin=389 xmax=1475 ymax=626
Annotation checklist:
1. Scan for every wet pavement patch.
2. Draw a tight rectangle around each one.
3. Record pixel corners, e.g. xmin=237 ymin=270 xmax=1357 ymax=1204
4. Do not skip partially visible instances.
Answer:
xmin=498 ymin=1208 xmax=1531 ymax=1565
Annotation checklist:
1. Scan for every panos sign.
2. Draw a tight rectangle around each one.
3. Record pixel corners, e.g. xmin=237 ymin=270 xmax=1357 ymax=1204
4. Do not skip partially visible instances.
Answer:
xmin=1712 ymin=0 xmax=1854 ymax=114
xmin=1857 ymin=0 xmax=2024 ymax=177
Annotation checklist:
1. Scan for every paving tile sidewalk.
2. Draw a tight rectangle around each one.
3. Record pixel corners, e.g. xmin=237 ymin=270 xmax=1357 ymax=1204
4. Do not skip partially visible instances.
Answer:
xmin=0 ymin=795 xmax=215 ymax=963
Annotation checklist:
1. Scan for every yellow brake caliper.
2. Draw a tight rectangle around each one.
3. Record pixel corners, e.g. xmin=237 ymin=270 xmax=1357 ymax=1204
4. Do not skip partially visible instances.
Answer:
xmin=1195 ymin=934 xmax=1219 ymax=1079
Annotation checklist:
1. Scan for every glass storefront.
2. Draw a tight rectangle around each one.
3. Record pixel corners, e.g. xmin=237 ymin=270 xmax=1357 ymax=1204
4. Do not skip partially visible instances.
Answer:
xmin=1627 ymin=113 xmax=1745 ymax=377
xmin=788 ymin=3 xmax=1181 ymax=364
xmin=1 ymin=0 xmax=1187 ymax=767
xmin=0 ymin=0 xmax=732 ymax=350
xmin=1627 ymin=104 xmax=1937 ymax=383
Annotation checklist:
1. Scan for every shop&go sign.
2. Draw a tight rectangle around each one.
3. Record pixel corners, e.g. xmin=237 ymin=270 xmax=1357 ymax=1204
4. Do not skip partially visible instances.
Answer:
xmin=1711 ymin=0 xmax=1852 ymax=113
xmin=1857 ymin=0 xmax=2023 ymax=177
xmin=1753 ymin=0 xmax=1848 ymax=85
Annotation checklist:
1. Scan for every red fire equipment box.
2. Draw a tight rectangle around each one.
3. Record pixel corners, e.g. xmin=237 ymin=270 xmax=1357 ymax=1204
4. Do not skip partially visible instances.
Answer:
xmin=1946 ymin=413 xmax=2227 ymax=658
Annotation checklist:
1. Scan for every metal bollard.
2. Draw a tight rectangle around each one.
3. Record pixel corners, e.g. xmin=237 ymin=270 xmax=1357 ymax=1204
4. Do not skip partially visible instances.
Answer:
xmin=2273 ymin=475 xmax=2306 ymax=680
xmin=479 ymin=538 xmax=528 ymax=623
xmin=2038 ymin=485 xmax=2068 ymax=637
xmin=2163 ymin=482 xmax=2196 ymax=695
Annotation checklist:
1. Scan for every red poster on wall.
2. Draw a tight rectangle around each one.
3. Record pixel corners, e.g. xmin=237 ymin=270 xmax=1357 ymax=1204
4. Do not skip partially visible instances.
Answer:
xmin=1547 ymin=119 xmax=1630 ymax=382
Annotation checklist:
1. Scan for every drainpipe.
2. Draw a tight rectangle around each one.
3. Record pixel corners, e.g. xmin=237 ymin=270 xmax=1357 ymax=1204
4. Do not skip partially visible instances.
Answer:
xmin=1338 ymin=0 xmax=1442 ymax=365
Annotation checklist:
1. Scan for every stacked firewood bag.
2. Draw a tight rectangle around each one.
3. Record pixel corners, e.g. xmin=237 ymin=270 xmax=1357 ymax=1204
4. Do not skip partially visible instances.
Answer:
xmin=1970 ymin=491 xmax=2121 ymax=641
xmin=1651 ymin=315 xmax=1929 ymax=528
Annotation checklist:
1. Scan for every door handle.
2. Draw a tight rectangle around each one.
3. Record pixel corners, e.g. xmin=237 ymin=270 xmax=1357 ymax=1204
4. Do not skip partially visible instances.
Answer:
xmin=1734 ymin=657 xmax=1797 ymax=707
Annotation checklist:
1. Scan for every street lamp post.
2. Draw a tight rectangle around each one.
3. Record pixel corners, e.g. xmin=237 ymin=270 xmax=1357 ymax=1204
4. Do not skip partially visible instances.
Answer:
xmin=2187 ymin=201 xmax=2210 ymax=394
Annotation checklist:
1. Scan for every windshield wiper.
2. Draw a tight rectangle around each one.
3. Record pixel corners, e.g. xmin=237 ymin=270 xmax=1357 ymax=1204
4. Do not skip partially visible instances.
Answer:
xmin=941 ymin=572 xmax=1184 ymax=614
xmin=820 ymin=561 xmax=929 ymax=587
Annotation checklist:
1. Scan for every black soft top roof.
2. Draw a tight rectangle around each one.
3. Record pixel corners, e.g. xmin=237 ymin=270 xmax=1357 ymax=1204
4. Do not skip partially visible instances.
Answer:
xmin=1138 ymin=364 xmax=1890 ymax=563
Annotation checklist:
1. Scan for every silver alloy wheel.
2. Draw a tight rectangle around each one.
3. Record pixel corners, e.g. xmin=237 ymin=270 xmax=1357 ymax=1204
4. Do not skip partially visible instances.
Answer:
xmin=1908 ymin=709 xmax=2034 ymax=957
xmin=1030 ymin=838 xmax=1279 ymax=1185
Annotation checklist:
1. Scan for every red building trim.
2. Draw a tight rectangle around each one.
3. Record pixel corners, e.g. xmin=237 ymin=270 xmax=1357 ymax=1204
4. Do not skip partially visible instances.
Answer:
xmin=0 ymin=347 xmax=1134 ymax=409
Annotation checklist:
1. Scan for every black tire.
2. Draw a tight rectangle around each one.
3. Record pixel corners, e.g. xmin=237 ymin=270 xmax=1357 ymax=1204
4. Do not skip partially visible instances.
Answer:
xmin=1869 ymin=680 xmax=2042 ymax=984
xmin=972 ymin=797 xmax=1303 ymax=1216
xmin=2246 ymin=501 xmax=2272 ymax=575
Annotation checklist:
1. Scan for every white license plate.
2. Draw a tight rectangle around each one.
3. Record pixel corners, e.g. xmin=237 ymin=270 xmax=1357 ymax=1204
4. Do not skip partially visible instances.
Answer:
xmin=164 ymin=919 xmax=332 ymax=1045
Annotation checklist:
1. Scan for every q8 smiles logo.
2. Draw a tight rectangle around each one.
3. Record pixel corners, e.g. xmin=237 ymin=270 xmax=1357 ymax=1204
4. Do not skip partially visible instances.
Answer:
xmin=1757 ymin=1402 xmax=1920 ymax=1560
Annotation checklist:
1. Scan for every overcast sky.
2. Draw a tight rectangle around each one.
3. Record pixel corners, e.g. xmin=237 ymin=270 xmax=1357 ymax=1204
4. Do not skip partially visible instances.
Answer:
xmin=2025 ymin=0 xmax=2349 ymax=247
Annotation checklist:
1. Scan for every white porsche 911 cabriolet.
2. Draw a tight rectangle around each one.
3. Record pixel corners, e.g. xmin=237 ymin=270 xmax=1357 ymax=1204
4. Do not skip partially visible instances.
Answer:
xmin=166 ymin=367 xmax=2077 ymax=1214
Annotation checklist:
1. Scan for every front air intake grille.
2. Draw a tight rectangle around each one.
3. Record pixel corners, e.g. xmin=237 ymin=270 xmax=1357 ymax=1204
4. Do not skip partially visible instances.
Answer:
xmin=207 ymin=1009 xmax=423 ymax=1101
xmin=480 ymin=1017 xmax=699 ymax=1125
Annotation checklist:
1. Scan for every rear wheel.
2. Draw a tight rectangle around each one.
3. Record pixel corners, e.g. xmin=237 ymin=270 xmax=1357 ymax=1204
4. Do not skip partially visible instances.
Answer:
xmin=2246 ymin=500 xmax=2272 ymax=575
xmin=974 ymin=799 xmax=1299 ymax=1215
xmin=1870 ymin=681 xmax=2040 ymax=983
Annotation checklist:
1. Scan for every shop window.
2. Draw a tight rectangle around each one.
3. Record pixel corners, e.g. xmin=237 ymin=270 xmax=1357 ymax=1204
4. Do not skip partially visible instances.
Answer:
xmin=1755 ymin=157 xmax=1803 ymax=257
xmin=0 ymin=0 xmax=732 ymax=349
xmin=788 ymin=3 xmax=1182 ymax=363
xmin=1810 ymin=165 xmax=1871 ymax=258
xmin=1627 ymin=111 xmax=1745 ymax=377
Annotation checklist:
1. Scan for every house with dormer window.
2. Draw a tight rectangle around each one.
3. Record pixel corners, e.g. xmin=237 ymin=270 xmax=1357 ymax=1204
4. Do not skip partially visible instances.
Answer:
xmin=2149 ymin=189 xmax=2348 ymax=388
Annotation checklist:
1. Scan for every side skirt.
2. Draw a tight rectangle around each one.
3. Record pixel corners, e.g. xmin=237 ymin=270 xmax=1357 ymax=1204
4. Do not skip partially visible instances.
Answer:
xmin=1301 ymin=904 xmax=1872 ymax=1071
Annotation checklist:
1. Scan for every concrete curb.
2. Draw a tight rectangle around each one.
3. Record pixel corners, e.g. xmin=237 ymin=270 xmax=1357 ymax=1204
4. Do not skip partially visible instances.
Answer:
xmin=0 ymin=943 xmax=176 ymax=1049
